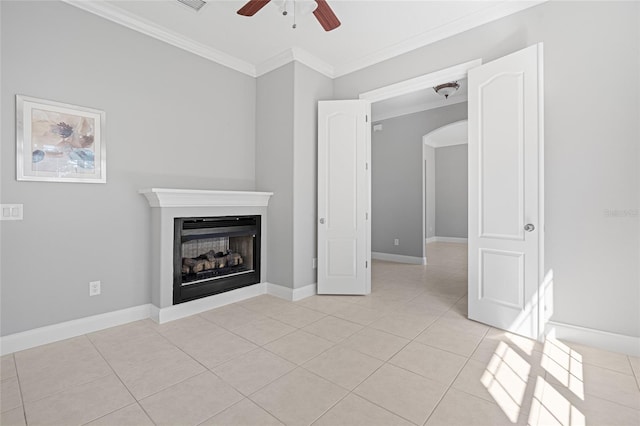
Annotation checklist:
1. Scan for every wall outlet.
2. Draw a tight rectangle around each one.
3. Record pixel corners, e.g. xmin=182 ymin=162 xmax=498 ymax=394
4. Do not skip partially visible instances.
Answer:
xmin=89 ymin=281 xmax=101 ymax=296
xmin=394 ymin=238 xmax=399 ymax=246
xmin=312 ymin=258 xmax=317 ymax=269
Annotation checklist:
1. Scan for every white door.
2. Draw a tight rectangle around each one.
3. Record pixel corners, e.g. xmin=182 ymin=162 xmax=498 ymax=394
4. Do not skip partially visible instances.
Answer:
xmin=468 ymin=44 xmax=544 ymax=340
xmin=317 ymin=100 xmax=371 ymax=295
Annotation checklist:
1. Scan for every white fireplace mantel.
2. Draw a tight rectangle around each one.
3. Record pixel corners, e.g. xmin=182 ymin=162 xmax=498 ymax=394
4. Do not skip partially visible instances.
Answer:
xmin=140 ymin=188 xmax=273 ymax=323
xmin=139 ymin=188 xmax=273 ymax=208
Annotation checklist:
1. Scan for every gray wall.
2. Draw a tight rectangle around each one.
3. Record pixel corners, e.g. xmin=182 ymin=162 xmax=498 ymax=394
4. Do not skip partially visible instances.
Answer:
xmin=337 ymin=1 xmax=640 ymax=338
xmin=425 ymin=146 xmax=436 ymax=239
xmin=371 ymin=103 xmax=467 ymax=257
xmin=292 ymin=63 xmax=333 ymax=289
xmin=435 ymin=144 xmax=468 ymax=238
xmin=0 ymin=1 xmax=257 ymax=335
xmin=255 ymin=62 xmax=332 ymax=289
xmin=255 ymin=64 xmax=295 ymax=288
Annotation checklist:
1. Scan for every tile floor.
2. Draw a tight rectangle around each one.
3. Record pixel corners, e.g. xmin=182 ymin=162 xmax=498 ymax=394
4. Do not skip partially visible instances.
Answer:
xmin=1 ymin=243 xmax=639 ymax=425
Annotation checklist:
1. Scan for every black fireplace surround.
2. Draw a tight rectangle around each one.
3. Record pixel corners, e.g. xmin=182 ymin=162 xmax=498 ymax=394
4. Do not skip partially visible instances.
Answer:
xmin=173 ymin=215 xmax=261 ymax=305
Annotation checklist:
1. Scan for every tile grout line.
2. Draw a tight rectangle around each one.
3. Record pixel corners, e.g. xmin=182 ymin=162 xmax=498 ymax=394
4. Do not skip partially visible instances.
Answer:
xmin=629 ymin=355 xmax=640 ymax=391
xmin=9 ymin=353 xmax=28 ymax=426
xmin=421 ymin=326 xmax=491 ymax=426
xmin=13 ymin=336 xmax=115 ymax=414
xmin=85 ymin=332 xmax=158 ymax=425
xmin=318 ymin=317 xmax=432 ymax=426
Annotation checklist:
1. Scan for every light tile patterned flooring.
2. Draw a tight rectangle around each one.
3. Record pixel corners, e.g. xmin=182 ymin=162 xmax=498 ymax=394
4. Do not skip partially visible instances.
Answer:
xmin=1 ymin=243 xmax=639 ymax=425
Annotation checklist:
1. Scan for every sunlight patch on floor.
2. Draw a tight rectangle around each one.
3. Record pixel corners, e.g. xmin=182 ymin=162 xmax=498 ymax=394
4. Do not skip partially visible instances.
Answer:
xmin=482 ymin=337 xmax=588 ymax=425
xmin=528 ymin=376 xmax=586 ymax=426
xmin=541 ymin=338 xmax=585 ymax=400
xmin=481 ymin=341 xmax=531 ymax=422
xmin=507 ymin=332 xmax=538 ymax=356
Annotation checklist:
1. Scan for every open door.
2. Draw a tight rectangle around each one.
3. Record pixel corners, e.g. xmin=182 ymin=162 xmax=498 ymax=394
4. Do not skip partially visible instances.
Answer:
xmin=317 ymin=100 xmax=371 ymax=295
xmin=468 ymin=44 xmax=545 ymax=340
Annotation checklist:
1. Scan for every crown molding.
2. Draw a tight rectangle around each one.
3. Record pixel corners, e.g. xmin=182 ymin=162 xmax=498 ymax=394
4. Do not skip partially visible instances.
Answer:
xmin=62 ymin=0 xmax=256 ymax=77
xmin=333 ymin=0 xmax=547 ymax=77
xmin=255 ymin=48 xmax=334 ymax=78
xmin=63 ymin=0 xmax=546 ymax=81
xmin=291 ymin=47 xmax=335 ymax=78
xmin=254 ymin=49 xmax=294 ymax=76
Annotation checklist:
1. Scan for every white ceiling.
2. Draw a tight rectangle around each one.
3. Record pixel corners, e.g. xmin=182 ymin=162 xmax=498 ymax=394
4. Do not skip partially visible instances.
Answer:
xmin=372 ymin=78 xmax=467 ymax=122
xmin=65 ymin=0 xmax=544 ymax=78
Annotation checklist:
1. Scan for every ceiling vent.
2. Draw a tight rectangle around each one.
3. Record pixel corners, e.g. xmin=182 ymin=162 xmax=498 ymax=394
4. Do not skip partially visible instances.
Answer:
xmin=177 ymin=0 xmax=207 ymax=12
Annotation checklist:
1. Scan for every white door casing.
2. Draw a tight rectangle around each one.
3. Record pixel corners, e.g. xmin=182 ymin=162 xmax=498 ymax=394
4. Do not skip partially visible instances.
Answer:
xmin=468 ymin=44 xmax=545 ymax=340
xmin=317 ymin=100 xmax=371 ymax=295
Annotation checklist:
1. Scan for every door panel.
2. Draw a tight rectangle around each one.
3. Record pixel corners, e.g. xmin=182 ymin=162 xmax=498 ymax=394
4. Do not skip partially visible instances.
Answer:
xmin=327 ymin=239 xmax=357 ymax=276
xmin=480 ymin=249 xmax=524 ymax=309
xmin=318 ymin=100 xmax=371 ymax=295
xmin=479 ymin=72 xmax=525 ymax=240
xmin=469 ymin=44 xmax=544 ymax=340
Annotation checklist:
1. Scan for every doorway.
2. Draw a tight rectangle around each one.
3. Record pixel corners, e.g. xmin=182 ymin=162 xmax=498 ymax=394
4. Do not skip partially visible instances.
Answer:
xmin=351 ymin=45 xmax=544 ymax=340
xmin=423 ymin=119 xmax=469 ymax=248
xmin=360 ymin=62 xmax=476 ymax=295
xmin=360 ymin=60 xmax=479 ymax=266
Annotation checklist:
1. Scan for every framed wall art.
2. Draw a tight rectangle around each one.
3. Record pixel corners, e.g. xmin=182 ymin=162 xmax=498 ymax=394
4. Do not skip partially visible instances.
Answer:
xmin=16 ymin=95 xmax=106 ymax=183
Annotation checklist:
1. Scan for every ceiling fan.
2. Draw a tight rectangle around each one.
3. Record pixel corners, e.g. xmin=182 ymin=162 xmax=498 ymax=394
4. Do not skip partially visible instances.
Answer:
xmin=237 ymin=0 xmax=341 ymax=31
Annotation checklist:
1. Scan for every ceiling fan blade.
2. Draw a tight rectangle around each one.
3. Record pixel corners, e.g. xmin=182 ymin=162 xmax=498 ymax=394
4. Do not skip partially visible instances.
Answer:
xmin=313 ymin=0 xmax=340 ymax=31
xmin=237 ymin=0 xmax=271 ymax=16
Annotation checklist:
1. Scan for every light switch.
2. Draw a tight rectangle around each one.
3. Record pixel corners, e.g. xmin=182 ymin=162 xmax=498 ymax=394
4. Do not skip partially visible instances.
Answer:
xmin=0 ymin=204 xmax=23 ymax=221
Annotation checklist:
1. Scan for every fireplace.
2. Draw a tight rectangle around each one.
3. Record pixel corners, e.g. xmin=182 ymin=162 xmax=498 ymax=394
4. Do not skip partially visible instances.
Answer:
xmin=140 ymin=188 xmax=272 ymax=323
xmin=174 ymin=215 xmax=261 ymax=304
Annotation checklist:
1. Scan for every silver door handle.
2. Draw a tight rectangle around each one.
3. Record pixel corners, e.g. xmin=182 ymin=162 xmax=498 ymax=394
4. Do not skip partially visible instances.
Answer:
xmin=319 ymin=218 xmax=325 ymax=224
xmin=524 ymin=224 xmax=535 ymax=232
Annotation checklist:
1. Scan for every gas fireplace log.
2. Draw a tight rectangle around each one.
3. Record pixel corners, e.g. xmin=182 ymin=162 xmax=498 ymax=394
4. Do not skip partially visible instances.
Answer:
xmin=192 ymin=259 xmax=207 ymax=273
xmin=182 ymin=251 xmax=244 ymax=275
xmin=183 ymin=258 xmax=197 ymax=268
xmin=183 ymin=257 xmax=207 ymax=273
xmin=227 ymin=252 xmax=243 ymax=266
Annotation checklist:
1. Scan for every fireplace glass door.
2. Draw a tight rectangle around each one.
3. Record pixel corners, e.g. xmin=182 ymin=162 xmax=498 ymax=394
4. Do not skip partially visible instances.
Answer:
xmin=173 ymin=215 xmax=260 ymax=304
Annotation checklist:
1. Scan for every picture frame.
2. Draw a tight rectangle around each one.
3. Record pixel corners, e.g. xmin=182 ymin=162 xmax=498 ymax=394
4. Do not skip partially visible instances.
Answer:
xmin=16 ymin=95 xmax=106 ymax=183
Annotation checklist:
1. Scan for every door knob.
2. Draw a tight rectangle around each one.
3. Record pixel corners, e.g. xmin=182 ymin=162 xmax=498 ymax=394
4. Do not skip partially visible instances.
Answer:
xmin=319 ymin=218 xmax=325 ymax=224
xmin=524 ymin=224 xmax=535 ymax=232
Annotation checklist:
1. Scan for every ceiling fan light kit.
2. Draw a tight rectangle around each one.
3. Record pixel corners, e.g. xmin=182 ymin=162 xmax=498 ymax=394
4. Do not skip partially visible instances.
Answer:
xmin=237 ymin=0 xmax=341 ymax=31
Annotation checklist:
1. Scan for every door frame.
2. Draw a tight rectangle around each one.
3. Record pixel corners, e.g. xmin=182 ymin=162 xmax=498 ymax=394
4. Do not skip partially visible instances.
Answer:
xmin=359 ymin=51 xmax=545 ymax=340
xmin=358 ymin=59 xmax=481 ymax=264
xmin=422 ymin=119 xmax=469 ymax=250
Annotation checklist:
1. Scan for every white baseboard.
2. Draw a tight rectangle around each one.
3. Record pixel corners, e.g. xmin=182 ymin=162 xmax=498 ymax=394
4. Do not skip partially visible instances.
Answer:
xmin=372 ymin=252 xmax=426 ymax=265
xmin=267 ymin=282 xmax=317 ymax=302
xmin=427 ymin=236 xmax=468 ymax=244
xmin=546 ymin=321 xmax=640 ymax=357
xmin=0 ymin=282 xmax=270 ymax=355
xmin=152 ymin=282 xmax=267 ymax=324
xmin=293 ymin=283 xmax=317 ymax=301
xmin=425 ymin=237 xmax=437 ymax=244
xmin=0 ymin=305 xmax=152 ymax=356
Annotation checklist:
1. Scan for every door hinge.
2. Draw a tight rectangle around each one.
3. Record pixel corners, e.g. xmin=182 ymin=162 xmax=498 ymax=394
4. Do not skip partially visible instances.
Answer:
xmin=365 ymin=162 xmax=368 ymax=170
xmin=365 ymin=261 xmax=368 ymax=268
xmin=365 ymin=115 xmax=368 ymax=123
xmin=365 ymin=212 xmax=368 ymax=220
